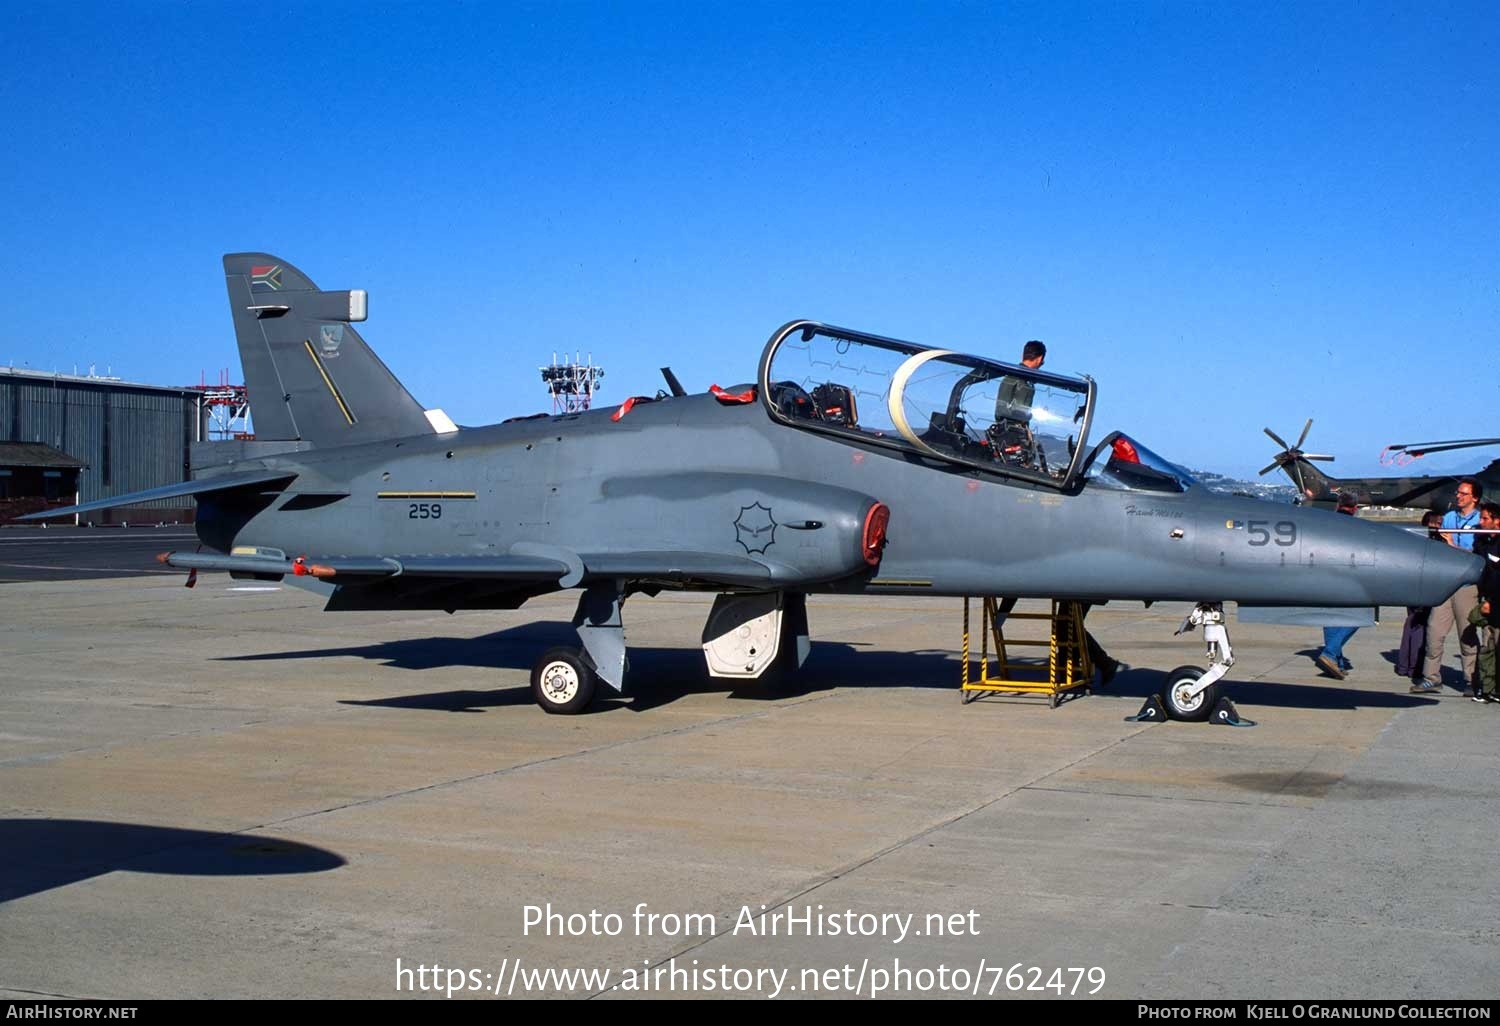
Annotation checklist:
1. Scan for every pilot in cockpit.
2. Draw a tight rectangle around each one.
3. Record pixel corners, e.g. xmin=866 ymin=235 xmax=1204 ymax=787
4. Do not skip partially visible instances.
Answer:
xmin=991 ymin=340 xmax=1046 ymax=467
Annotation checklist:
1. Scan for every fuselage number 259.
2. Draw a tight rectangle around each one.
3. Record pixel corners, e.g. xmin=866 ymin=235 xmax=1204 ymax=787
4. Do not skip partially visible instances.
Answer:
xmin=409 ymin=503 xmax=443 ymax=520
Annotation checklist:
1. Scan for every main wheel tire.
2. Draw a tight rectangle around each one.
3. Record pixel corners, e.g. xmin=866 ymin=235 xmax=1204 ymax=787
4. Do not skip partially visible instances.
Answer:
xmin=1162 ymin=664 xmax=1220 ymax=722
xmin=532 ymin=648 xmax=597 ymax=715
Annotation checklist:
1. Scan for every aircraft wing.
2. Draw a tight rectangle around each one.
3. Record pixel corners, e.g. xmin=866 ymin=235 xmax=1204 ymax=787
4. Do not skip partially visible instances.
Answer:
xmin=579 ymin=552 xmax=777 ymax=588
xmin=18 ymin=469 xmax=300 ymax=521
xmin=159 ymin=549 xmax=812 ymax=590
xmin=158 ymin=476 xmax=884 ymax=594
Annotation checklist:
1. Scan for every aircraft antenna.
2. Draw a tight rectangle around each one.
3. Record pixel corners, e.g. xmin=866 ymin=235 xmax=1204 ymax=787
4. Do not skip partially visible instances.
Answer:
xmin=540 ymin=352 xmax=605 ymax=414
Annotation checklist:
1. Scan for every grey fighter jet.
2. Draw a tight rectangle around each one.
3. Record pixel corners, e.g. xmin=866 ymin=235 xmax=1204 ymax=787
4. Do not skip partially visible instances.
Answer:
xmin=24 ymin=254 xmax=1482 ymax=720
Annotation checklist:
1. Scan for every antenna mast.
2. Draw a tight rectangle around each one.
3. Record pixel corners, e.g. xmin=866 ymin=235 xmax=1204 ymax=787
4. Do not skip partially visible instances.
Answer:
xmin=540 ymin=352 xmax=604 ymax=414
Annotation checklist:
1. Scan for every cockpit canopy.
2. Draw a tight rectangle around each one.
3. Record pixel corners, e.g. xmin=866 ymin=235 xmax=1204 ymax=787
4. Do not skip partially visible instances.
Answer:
xmin=758 ymin=321 xmax=1097 ymax=489
xmin=1079 ymin=432 xmax=1197 ymax=493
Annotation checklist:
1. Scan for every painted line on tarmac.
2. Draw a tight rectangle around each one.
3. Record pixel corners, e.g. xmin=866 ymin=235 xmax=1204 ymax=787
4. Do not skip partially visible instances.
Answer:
xmin=0 ymin=534 xmax=197 ymax=544
xmin=0 ymin=562 xmax=180 ymax=574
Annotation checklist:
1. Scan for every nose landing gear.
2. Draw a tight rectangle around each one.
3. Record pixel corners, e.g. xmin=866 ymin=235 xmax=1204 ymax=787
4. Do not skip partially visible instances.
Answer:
xmin=1137 ymin=603 xmax=1253 ymax=726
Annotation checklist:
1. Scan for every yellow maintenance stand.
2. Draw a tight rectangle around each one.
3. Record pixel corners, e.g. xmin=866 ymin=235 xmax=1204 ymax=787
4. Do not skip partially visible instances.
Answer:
xmin=960 ymin=597 xmax=1093 ymax=707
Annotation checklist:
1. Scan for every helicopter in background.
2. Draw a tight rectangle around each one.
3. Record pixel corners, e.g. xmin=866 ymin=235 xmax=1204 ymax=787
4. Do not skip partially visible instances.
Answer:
xmin=1261 ymin=420 xmax=1500 ymax=512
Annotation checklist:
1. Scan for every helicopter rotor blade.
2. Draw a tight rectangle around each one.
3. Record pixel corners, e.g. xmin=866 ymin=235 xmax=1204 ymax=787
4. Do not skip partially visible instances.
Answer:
xmin=1388 ymin=437 xmax=1500 ymax=452
xmin=1262 ymin=419 xmax=1335 ymax=495
xmin=1393 ymin=438 xmax=1500 ymax=458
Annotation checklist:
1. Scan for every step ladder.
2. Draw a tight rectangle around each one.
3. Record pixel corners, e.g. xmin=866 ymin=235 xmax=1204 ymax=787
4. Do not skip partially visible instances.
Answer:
xmin=960 ymin=597 xmax=1094 ymax=707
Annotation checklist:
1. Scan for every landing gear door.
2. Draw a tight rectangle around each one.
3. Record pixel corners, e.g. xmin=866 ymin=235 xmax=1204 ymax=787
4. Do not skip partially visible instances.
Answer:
xmin=702 ymin=593 xmax=784 ymax=678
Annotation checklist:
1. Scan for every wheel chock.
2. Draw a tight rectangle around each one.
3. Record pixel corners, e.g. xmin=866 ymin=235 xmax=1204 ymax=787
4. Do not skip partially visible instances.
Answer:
xmin=1125 ymin=694 xmax=1168 ymax=722
xmin=1209 ymin=696 xmax=1256 ymax=727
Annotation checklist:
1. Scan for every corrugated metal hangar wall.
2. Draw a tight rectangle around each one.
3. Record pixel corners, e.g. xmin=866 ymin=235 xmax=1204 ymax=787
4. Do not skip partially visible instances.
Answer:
xmin=0 ymin=368 xmax=203 ymax=523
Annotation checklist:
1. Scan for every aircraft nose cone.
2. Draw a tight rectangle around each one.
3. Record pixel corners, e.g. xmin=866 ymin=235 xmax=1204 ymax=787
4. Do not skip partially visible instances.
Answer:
xmin=1421 ymin=542 xmax=1484 ymax=606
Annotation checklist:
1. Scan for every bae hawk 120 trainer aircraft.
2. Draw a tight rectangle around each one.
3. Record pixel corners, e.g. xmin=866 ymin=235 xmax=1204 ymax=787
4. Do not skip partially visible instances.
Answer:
xmin=26 ymin=254 xmax=1481 ymax=719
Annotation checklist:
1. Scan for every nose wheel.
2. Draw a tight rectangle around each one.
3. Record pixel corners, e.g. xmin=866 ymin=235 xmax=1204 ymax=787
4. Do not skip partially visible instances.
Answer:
xmin=1163 ymin=602 xmax=1233 ymax=722
xmin=1162 ymin=665 xmax=1221 ymax=722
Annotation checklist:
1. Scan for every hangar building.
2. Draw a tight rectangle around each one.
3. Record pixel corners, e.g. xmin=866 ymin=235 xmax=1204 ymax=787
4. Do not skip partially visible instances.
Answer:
xmin=0 ymin=366 xmax=209 ymax=524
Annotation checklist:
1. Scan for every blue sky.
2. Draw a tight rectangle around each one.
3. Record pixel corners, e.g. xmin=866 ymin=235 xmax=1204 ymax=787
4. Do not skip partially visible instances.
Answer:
xmin=2 ymin=1 xmax=1496 ymax=478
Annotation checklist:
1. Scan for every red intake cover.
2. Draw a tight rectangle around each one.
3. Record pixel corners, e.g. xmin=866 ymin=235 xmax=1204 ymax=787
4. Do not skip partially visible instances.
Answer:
xmin=862 ymin=503 xmax=890 ymax=566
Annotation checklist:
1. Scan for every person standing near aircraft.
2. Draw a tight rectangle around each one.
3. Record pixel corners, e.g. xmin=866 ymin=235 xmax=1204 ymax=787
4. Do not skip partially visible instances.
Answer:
xmin=1396 ymin=511 xmax=1445 ymax=683
xmin=1464 ymin=502 xmax=1500 ymax=703
xmin=1315 ymin=493 xmax=1362 ymax=679
xmin=1072 ymin=603 xmax=1120 ymax=686
xmin=991 ymin=341 xmax=1047 ymax=467
xmin=994 ymin=340 xmax=1046 ymax=412
xmin=997 ymin=339 xmax=1114 ymax=683
xmin=1413 ymin=479 xmax=1483 ymax=695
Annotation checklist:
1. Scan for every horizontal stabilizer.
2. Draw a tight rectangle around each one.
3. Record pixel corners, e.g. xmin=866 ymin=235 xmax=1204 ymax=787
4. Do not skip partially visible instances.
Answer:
xmin=19 ymin=469 xmax=298 ymax=521
xmin=157 ymin=551 xmax=298 ymax=576
xmin=159 ymin=551 xmax=572 ymax=583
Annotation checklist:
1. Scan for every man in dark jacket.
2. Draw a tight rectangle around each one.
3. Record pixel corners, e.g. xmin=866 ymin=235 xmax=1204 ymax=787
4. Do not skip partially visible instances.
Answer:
xmin=1465 ymin=502 xmax=1500 ymax=702
xmin=992 ymin=341 xmax=1047 ymax=468
xmin=1396 ymin=511 xmax=1443 ymax=681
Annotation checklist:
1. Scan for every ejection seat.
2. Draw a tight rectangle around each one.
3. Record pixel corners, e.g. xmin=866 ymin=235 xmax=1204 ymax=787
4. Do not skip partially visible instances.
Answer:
xmin=922 ymin=412 xmax=972 ymax=458
xmin=987 ymin=419 xmax=1044 ymax=472
xmin=810 ymin=383 xmax=857 ymax=427
xmin=770 ymin=381 xmax=816 ymax=420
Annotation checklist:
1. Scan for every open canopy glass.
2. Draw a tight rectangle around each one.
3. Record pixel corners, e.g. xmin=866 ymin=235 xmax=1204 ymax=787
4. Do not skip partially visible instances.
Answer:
xmin=758 ymin=321 xmax=1097 ymax=490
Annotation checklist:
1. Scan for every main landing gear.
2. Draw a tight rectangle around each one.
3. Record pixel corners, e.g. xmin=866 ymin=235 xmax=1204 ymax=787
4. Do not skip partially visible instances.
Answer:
xmin=528 ymin=587 xmax=811 ymax=714
xmin=531 ymin=648 xmax=597 ymax=714
xmin=530 ymin=583 xmax=623 ymax=715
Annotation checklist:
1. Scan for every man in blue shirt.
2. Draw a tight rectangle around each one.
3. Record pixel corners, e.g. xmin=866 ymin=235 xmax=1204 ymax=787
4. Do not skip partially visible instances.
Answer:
xmin=1315 ymin=494 xmax=1363 ymax=679
xmin=1414 ymin=479 xmax=1483 ymax=694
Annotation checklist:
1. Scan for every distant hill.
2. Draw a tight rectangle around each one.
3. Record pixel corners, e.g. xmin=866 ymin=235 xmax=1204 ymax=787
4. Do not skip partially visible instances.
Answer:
xmin=1190 ymin=469 xmax=1298 ymax=503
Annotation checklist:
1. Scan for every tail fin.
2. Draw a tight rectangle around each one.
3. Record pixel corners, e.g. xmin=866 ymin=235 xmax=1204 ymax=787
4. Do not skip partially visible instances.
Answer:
xmin=1292 ymin=459 xmax=1340 ymax=503
xmin=223 ymin=253 xmax=436 ymax=445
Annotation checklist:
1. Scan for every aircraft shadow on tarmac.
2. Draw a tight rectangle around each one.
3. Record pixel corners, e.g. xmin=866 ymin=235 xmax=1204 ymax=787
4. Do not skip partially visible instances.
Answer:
xmin=0 ymin=819 xmax=345 ymax=903
xmin=220 ymin=622 xmax=959 ymax=714
xmin=217 ymin=623 xmax=1445 ymax=715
